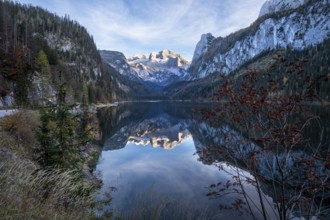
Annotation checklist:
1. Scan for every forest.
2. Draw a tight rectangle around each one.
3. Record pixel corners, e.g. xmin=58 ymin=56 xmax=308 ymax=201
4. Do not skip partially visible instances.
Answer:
xmin=0 ymin=0 xmax=113 ymax=107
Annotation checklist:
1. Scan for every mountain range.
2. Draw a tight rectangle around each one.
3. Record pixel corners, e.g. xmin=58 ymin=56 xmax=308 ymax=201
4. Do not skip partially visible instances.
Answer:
xmin=98 ymin=101 xmax=330 ymax=185
xmin=99 ymin=0 xmax=329 ymax=101
xmin=0 ymin=0 xmax=329 ymax=106
xmin=188 ymin=0 xmax=329 ymax=78
xmin=100 ymin=49 xmax=190 ymax=86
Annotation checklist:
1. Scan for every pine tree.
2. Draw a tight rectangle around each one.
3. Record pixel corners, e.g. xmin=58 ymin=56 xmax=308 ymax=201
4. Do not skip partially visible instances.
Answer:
xmin=35 ymin=49 xmax=51 ymax=105
xmin=35 ymin=79 xmax=91 ymax=170
xmin=82 ymin=82 xmax=88 ymax=107
xmin=35 ymin=49 xmax=50 ymax=75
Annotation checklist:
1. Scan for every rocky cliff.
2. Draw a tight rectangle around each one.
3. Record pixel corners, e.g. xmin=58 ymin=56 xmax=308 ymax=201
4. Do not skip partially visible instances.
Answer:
xmin=189 ymin=0 xmax=330 ymax=78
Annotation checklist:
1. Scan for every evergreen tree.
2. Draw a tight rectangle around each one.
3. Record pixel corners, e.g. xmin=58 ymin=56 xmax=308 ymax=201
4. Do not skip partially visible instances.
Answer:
xmin=35 ymin=80 xmax=90 ymax=170
xmin=34 ymin=49 xmax=51 ymax=105
xmin=35 ymin=49 xmax=50 ymax=75
xmin=82 ymin=82 xmax=88 ymax=107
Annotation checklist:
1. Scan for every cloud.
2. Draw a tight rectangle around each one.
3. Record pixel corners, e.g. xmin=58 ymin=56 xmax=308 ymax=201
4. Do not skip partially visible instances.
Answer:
xmin=16 ymin=0 xmax=265 ymax=60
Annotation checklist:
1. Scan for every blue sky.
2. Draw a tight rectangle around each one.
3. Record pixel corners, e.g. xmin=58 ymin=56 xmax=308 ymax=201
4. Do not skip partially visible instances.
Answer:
xmin=16 ymin=0 xmax=265 ymax=60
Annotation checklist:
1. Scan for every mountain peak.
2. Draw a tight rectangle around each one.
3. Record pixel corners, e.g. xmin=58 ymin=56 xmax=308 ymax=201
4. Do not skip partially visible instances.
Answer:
xmin=127 ymin=54 xmax=147 ymax=62
xmin=149 ymin=49 xmax=178 ymax=60
xmin=191 ymin=33 xmax=215 ymax=63
xmin=259 ymin=0 xmax=308 ymax=17
xmin=189 ymin=0 xmax=329 ymax=79
xmin=148 ymin=50 xmax=189 ymax=67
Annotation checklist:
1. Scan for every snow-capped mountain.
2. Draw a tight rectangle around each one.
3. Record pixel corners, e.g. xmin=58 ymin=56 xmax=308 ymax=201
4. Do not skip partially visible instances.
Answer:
xmin=100 ymin=49 xmax=190 ymax=86
xmin=127 ymin=49 xmax=190 ymax=86
xmin=259 ymin=0 xmax=308 ymax=17
xmin=189 ymin=0 xmax=330 ymax=79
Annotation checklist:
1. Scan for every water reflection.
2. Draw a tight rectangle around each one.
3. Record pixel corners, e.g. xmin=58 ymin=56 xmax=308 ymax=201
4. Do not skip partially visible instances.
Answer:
xmin=95 ymin=101 xmax=330 ymax=219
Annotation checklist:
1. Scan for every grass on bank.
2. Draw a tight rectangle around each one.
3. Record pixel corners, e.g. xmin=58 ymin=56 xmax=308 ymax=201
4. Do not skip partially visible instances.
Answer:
xmin=0 ymin=110 xmax=106 ymax=220
xmin=0 ymin=158 xmax=97 ymax=219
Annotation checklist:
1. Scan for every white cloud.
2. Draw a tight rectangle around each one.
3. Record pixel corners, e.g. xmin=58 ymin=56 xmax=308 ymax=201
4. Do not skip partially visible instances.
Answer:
xmin=16 ymin=0 xmax=265 ymax=60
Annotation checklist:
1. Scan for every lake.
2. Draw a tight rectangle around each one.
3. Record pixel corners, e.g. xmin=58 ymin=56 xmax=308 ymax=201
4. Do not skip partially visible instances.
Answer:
xmin=94 ymin=101 xmax=330 ymax=219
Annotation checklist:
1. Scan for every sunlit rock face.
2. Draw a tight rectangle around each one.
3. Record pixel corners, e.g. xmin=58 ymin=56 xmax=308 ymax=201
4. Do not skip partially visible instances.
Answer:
xmin=127 ymin=49 xmax=190 ymax=86
xmin=147 ymin=49 xmax=189 ymax=67
xmin=189 ymin=0 xmax=330 ymax=78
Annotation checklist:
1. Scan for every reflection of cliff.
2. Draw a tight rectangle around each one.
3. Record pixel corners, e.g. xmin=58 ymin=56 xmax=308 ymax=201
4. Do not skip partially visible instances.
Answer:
xmin=99 ymin=102 xmax=329 ymax=185
xmin=189 ymin=114 xmax=330 ymax=218
xmin=98 ymin=102 xmax=330 ymax=218
xmin=189 ymin=119 xmax=330 ymax=189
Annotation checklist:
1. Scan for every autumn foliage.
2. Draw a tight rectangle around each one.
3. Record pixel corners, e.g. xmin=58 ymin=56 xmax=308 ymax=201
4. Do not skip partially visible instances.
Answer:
xmin=198 ymin=56 xmax=330 ymax=219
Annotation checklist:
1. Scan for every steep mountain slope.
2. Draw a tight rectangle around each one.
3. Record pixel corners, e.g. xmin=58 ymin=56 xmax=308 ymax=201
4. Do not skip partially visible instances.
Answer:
xmin=259 ymin=0 xmax=308 ymax=17
xmin=189 ymin=0 xmax=330 ymax=79
xmin=100 ymin=50 xmax=140 ymax=81
xmin=0 ymin=1 xmax=112 ymax=106
xmin=101 ymin=49 xmax=189 ymax=87
xmin=166 ymin=37 xmax=330 ymax=100
xmin=101 ymin=58 xmax=164 ymax=101
xmin=165 ymin=50 xmax=284 ymax=100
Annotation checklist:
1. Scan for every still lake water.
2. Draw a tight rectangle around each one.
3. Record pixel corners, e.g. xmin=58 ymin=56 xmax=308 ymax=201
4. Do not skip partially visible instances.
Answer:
xmin=94 ymin=101 xmax=330 ymax=219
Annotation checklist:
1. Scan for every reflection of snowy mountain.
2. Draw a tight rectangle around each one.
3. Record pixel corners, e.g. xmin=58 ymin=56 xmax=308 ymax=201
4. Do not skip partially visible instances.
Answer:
xmin=97 ymin=103 xmax=330 ymax=219
xmin=127 ymin=114 xmax=191 ymax=150
xmin=103 ymin=113 xmax=191 ymax=150
xmin=100 ymin=103 xmax=329 ymax=189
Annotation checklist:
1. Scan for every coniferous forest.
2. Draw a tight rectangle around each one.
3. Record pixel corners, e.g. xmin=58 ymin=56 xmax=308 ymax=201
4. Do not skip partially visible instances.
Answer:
xmin=0 ymin=1 xmax=113 ymax=107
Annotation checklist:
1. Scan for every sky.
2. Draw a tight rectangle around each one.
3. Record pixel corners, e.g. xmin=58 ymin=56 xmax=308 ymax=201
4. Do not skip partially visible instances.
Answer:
xmin=15 ymin=0 xmax=266 ymax=60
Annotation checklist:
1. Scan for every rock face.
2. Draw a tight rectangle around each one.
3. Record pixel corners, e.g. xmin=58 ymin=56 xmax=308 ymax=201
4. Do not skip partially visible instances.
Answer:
xmin=147 ymin=49 xmax=189 ymax=67
xmin=191 ymin=33 xmax=215 ymax=63
xmin=100 ymin=50 xmax=137 ymax=80
xmin=189 ymin=0 xmax=330 ymax=78
xmin=259 ymin=0 xmax=308 ymax=17
xmin=101 ymin=49 xmax=190 ymax=86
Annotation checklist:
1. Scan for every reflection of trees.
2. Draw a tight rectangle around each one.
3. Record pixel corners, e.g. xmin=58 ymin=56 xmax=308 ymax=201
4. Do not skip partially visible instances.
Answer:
xmin=96 ymin=96 xmax=330 ymax=219
xmin=198 ymin=57 xmax=330 ymax=220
